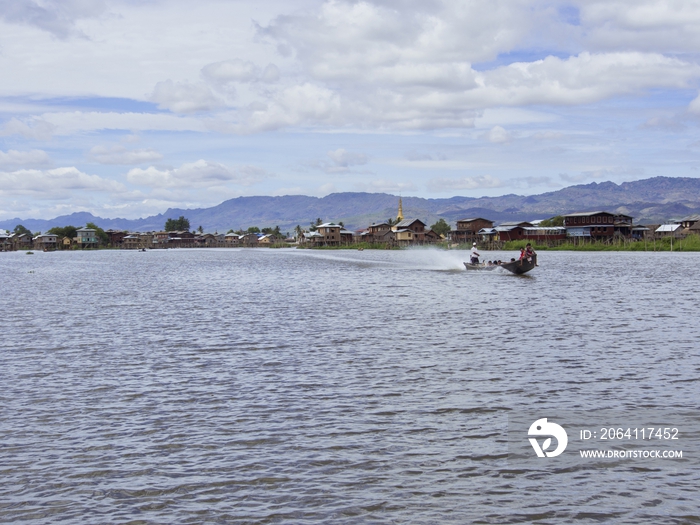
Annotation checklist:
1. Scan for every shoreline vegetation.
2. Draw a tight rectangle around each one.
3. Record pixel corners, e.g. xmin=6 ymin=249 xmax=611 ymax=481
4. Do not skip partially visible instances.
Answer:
xmin=500 ymin=235 xmax=700 ymax=252
xmin=12 ymin=236 xmax=700 ymax=253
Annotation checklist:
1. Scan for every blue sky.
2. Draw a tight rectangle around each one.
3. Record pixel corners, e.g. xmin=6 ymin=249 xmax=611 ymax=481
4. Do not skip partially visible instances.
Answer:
xmin=2 ymin=0 xmax=700 ymax=220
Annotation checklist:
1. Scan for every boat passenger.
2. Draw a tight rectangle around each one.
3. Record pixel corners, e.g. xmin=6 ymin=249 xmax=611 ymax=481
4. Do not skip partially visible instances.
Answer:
xmin=470 ymin=242 xmax=480 ymax=265
xmin=519 ymin=247 xmax=526 ymax=260
xmin=525 ymin=243 xmax=536 ymax=257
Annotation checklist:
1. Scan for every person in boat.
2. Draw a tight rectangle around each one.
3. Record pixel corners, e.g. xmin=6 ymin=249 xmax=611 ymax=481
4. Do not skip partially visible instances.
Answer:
xmin=470 ymin=242 xmax=480 ymax=265
xmin=525 ymin=243 xmax=536 ymax=258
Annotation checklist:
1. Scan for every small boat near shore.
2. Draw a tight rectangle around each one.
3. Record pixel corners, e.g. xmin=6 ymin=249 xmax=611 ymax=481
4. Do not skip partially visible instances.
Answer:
xmin=464 ymin=254 xmax=537 ymax=275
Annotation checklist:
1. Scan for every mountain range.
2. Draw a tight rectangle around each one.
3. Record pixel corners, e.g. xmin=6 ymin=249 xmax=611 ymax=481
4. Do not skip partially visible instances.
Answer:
xmin=3 ymin=176 xmax=700 ymax=234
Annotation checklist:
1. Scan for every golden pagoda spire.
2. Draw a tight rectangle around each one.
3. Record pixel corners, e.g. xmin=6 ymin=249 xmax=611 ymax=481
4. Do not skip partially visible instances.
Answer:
xmin=397 ymin=197 xmax=404 ymax=222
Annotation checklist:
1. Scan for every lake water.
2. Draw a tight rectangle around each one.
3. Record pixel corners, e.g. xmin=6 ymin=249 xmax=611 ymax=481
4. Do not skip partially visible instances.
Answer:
xmin=1 ymin=248 xmax=699 ymax=524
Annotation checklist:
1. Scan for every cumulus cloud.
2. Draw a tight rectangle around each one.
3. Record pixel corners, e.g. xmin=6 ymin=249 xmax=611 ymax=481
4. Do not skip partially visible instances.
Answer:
xmin=0 ymin=149 xmax=52 ymax=169
xmin=482 ymin=126 xmax=512 ymax=143
xmin=1 ymin=118 xmax=56 ymax=140
xmin=202 ymin=59 xmax=280 ymax=86
xmin=688 ymin=92 xmax=700 ymax=115
xmin=426 ymin=175 xmax=503 ymax=192
xmin=126 ymin=160 xmax=268 ymax=188
xmin=260 ymin=0 xmax=533 ymax=74
xmin=0 ymin=0 xmax=106 ymax=38
xmin=0 ymin=166 xmax=125 ymax=198
xmin=639 ymin=116 xmax=686 ymax=132
xmin=208 ymin=83 xmax=342 ymax=133
xmin=149 ymin=80 xmax=226 ymax=114
xmin=327 ymin=148 xmax=367 ymax=168
xmin=580 ymin=0 xmax=700 ymax=53
xmin=88 ymin=145 xmax=163 ymax=165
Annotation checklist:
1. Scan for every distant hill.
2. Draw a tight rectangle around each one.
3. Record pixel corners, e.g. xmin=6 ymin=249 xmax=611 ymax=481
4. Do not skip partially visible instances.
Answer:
xmin=2 ymin=176 xmax=700 ymax=233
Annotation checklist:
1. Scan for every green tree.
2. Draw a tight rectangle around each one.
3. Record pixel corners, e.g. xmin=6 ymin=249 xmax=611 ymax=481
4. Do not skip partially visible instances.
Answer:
xmin=197 ymin=225 xmax=204 ymax=233
xmin=13 ymin=224 xmax=32 ymax=237
xmin=47 ymin=225 xmax=78 ymax=239
xmin=165 ymin=216 xmax=190 ymax=231
xmin=387 ymin=218 xmax=397 ymax=226
xmin=430 ymin=218 xmax=451 ymax=236
xmin=246 ymin=226 xmax=261 ymax=234
xmin=539 ymin=215 xmax=564 ymax=227
xmin=86 ymin=222 xmax=109 ymax=245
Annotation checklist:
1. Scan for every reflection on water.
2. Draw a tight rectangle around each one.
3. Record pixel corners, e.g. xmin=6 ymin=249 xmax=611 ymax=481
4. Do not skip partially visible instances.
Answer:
xmin=1 ymin=248 xmax=699 ymax=524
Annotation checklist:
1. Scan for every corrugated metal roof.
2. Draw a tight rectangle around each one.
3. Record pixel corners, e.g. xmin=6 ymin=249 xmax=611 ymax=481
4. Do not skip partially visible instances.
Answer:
xmin=395 ymin=218 xmax=425 ymax=228
xmin=564 ymin=211 xmax=612 ymax=217
xmin=656 ymin=224 xmax=681 ymax=232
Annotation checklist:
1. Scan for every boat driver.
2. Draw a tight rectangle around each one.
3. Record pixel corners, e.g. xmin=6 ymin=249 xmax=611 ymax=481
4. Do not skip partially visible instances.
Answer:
xmin=470 ymin=242 xmax=480 ymax=265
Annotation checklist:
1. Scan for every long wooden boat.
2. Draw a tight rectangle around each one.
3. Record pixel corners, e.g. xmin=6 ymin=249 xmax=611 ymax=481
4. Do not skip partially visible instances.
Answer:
xmin=464 ymin=254 xmax=537 ymax=275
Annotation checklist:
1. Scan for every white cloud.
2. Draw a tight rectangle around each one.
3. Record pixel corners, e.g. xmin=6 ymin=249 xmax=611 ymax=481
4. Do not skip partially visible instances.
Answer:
xmin=327 ymin=148 xmax=367 ymax=167
xmin=126 ymin=160 xmax=268 ymax=188
xmin=1 ymin=118 xmax=56 ymax=140
xmin=209 ymin=83 xmax=342 ymax=133
xmin=580 ymin=1 xmax=700 ymax=53
xmin=482 ymin=126 xmax=512 ymax=143
xmin=0 ymin=149 xmax=52 ymax=169
xmin=426 ymin=175 xmax=503 ymax=192
xmin=0 ymin=166 xmax=125 ymax=198
xmin=688 ymin=92 xmax=700 ymax=115
xmin=38 ymin=112 xmax=207 ymax=134
xmin=261 ymin=0 xmax=533 ymax=74
xmin=202 ymin=59 xmax=280 ymax=85
xmin=88 ymin=145 xmax=163 ymax=165
xmin=559 ymin=167 xmax=644 ymax=183
xmin=0 ymin=0 xmax=107 ymax=38
xmin=149 ymin=80 xmax=226 ymax=114
xmin=352 ymin=179 xmax=417 ymax=193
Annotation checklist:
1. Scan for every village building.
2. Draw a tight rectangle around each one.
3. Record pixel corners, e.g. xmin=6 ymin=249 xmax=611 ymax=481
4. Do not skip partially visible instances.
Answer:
xmin=679 ymin=214 xmax=700 ymax=230
xmin=316 ymin=223 xmax=342 ymax=245
xmin=563 ymin=212 xmax=616 ymax=240
xmin=76 ymin=228 xmax=99 ymax=248
xmin=423 ymin=229 xmax=442 ymax=243
xmin=33 ymin=234 xmax=58 ymax=251
xmin=631 ymin=226 xmax=651 ymax=240
xmin=521 ymin=226 xmax=567 ymax=242
xmin=0 ymin=231 xmax=13 ymax=251
xmin=239 ymin=233 xmax=259 ymax=247
xmin=340 ymin=229 xmax=355 ymax=244
xmin=365 ymin=222 xmax=392 ymax=243
xmin=106 ymin=229 xmax=126 ymax=247
xmin=493 ymin=221 xmax=533 ymax=242
xmin=450 ymin=218 xmax=494 ymax=244
xmin=301 ymin=231 xmax=323 ymax=246
xmin=13 ymin=233 xmax=33 ymax=250
xmin=195 ymin=233 xmax=218 ymax=247
xmin=258 ymin=234 xmax=282 ymax=246
xmin=393 ymin=218 xmax=427 ymax=244
xmin=224 ymin=233 xmax=240 ymax=247
xmin=655 ymin=224 xmax=683 ymax=238
xmin=122 ymin=234 xmax=141 ymax=249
